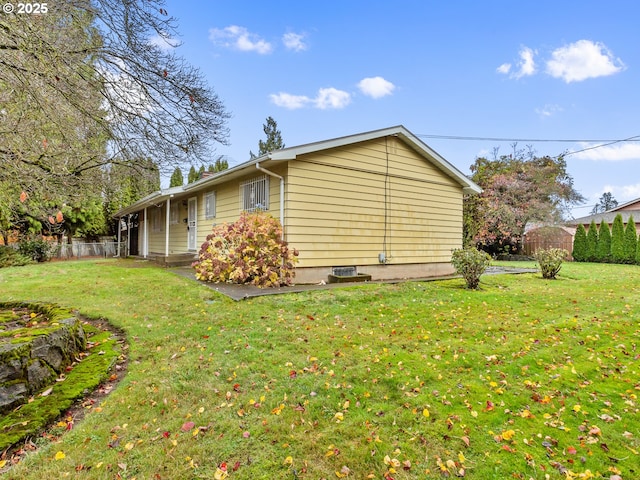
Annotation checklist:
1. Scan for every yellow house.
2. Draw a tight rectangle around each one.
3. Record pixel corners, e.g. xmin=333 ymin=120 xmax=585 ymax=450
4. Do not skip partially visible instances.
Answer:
xmin=114 ymin=126 xmax=481 ymax=283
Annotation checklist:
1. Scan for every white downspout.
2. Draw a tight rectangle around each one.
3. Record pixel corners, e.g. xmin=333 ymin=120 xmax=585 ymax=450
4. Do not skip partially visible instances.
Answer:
xmin=165 ymin=198 xmax=171 ymax=257
xmin=255 ymin=162 xmax=285 ymax=237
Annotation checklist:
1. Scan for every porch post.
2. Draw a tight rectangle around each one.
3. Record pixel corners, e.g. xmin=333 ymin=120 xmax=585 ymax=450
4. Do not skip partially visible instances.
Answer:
xmin=143 ymin=207 xmax=148 ymax=258
xmin=165 ymin=198 xmax=170 ymax=257
xmin=117 ymin=216 xmax=122 ymax=257
xmin=126 ymin=214 xmax=131 ymax=256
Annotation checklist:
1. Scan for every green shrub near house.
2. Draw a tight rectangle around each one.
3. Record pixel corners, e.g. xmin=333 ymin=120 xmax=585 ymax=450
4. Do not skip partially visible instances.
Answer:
xmin=450 ymin=247 xmax=492 ymax=289
xmin=572 ymin=224 xmax=587 ymax=262
xmin=596 ymin=220 xmax=611 ymax=262
xmin=0 ymin=246 xmax=32 ymax=268
xmin=534 ymin=247 xmax=567 ymax=279
xmin=17 ymin=239 xmax=54 ymax=263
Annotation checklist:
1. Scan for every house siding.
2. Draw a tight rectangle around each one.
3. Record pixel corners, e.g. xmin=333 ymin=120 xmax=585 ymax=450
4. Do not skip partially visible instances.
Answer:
xmin=285 ymin=137 xmax=463 ymax=268
xmin=194 ymin=167 xmax=285 ymax=250
xmin=115 ymin=126 xmax=479 ymax=282
xmin=144 ymin=202 xmax=190 ymax=254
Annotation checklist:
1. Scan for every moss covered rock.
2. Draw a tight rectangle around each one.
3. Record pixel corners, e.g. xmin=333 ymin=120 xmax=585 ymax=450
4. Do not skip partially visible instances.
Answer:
xmin=0 ymin=303 xmax=86 ymax=414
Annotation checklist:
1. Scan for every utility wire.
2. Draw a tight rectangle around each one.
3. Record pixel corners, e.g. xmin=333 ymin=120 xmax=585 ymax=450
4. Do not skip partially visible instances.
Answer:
xmin=416 ymin=133 xmax=640 ymax=160
xmin=416 ymin=134 xmax=640 ymax=143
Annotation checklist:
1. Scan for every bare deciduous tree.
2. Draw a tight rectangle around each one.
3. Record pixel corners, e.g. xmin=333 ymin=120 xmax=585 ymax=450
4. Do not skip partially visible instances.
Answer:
xmin=0 ymin=0 xmax=229 ymax=235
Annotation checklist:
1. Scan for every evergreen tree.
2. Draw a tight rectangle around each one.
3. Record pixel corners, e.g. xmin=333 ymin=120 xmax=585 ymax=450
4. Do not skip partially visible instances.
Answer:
xmin=636 ymin=233 xmax=640 ymax=265
xmin=250 ymin=116 xmax=285 ymax=158
xmin=103 ymin=158 xmax=160 ymax=236
xmin=611 ymin=214 xmax=625 ymax=263
xmin=596 ymin=220 xmax=611 ymax=262
xmin=586 ymin=220 xmax=598 ymax=262
xmin=572 ymin=224 xmax=588 ymax=262
xmin=169 ymin=167 xmax=184 ymax=187
xmin=187 ymin=166 xmax=198 ymax=184
xmin=623 ymin=215 xmax=637 ymax=263
xmin=591 ymin=192 xmax=618 ymax=214
xmin=198 ymin=165 xmax=205 ymax=179
xmin=211 ymin=157 xmax=229 ymax=172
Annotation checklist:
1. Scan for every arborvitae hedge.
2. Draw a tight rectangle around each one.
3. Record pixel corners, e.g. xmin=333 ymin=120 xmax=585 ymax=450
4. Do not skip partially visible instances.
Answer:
xmin=572 ymin=224 xmax=588 ymax=262
xmin=624 ymin=215 xmax=637 ymax=264
xmin=586 ymin=220 xmax=598 ymax=261
xmin=596 ymin=220 xmax=611 ymax=262
xmin=611 ymin=214 xmax=625 ymax=263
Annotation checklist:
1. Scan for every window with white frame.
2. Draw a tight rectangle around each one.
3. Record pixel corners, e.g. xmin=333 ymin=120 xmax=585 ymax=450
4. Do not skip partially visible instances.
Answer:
xmin=151 ymin=207 xmax=163 ymax=232
xmin=240 ymin=175 xmax=269 ymax=212
xmin=170 ymin=202 xmax=180 ymax=224
xmin=204 ymin=191 xmax=216 ymax=219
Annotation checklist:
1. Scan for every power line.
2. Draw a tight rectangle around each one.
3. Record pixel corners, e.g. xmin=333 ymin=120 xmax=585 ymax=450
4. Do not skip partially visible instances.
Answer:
xmin=416 ymin=134 xmax=640 ymax=143
xmin=417 ymin=133 xmax=640 ymax=160
xmin=562 ymin=135 xmax=640 ymax=158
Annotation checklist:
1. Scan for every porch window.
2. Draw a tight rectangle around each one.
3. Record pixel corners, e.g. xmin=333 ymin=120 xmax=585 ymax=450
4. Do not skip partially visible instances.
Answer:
xmin=240 ymin=174 xmax=269 ymax=212
xmin=170 ymin=202 xmax=180 ymax=224
xmin=205 ymin=191 xmax=216 ymax=219
xmin=151 ymin=207 xmax=163 ymax=232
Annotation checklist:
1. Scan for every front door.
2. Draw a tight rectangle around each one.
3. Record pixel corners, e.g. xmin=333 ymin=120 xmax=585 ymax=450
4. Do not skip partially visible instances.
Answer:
xmin=188 ymin=197 xmax=197 ymax=251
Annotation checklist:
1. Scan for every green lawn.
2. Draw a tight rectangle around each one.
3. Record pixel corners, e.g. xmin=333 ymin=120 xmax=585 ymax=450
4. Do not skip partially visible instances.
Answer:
xmin=0 ymin=259 xmax=638 ymax=479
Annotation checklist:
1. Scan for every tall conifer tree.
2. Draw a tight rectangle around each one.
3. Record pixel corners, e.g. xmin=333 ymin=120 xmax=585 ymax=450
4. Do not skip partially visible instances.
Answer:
xmin=595 ymin=220 xmax=611 ymax=262
xmin=586 ymin=220 xmax=598 ymax=262
xmin=611 ymin=214 xmax=625 ymax=263
xmin=572 ymin=224 xmax=588 ymax=262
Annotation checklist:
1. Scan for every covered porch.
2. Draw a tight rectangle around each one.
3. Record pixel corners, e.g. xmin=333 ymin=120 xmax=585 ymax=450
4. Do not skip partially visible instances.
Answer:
xmin=114 ymin=186 xmax=198 ymax=263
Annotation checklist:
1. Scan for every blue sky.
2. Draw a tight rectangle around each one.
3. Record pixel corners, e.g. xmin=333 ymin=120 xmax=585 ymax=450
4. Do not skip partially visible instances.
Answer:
xmin=160 ymin=0 xmax=640 ymax=217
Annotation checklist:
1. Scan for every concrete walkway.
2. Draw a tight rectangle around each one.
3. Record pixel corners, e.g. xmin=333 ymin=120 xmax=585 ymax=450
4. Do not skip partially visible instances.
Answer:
xmin=170 ymin=265 xmax=538 ymax=301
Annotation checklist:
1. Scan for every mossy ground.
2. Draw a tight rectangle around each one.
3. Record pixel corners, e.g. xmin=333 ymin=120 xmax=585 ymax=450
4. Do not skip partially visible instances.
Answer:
xmin=0 ymin=304 xmax=125 ymax=455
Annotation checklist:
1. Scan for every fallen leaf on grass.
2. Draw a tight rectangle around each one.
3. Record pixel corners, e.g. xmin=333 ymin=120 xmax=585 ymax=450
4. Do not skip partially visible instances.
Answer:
xmin=500 ymin=429 xmax=516 ymax=441
xmin=335 ymin=465 xmax=351 ymax=477
xmin=181 ymin=421 xmax=195 ymax=432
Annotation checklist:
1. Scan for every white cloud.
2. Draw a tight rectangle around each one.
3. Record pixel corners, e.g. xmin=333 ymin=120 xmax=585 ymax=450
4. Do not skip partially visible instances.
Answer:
xmin=618 ymin=184 xmax=640 ymax=200
xmin=496 ymin=63 xmax=511 ymax=75
xmin=270 ymin=87 xmax=352 ymax=110
xmin=571 ymin=142 xmax=640 ymax=161
xmin=514 ymin=47 xmax=536 ymax=78
xmin=269 ymin=92 xmax=312 ymax=110
xmin=209 ymin=25 xmax=272 ymax=54
xmin=282 ymin=32 xmax=307 ymax=52
xmin=546 ymin=40 xmax=625 ymax=83
xmin=535 ymin=104 xmax=562 ymax=117
xmin=315 ymin=88 xmax=351 ymax=109
xmin=357 ymin=76 xmax=395 ymax=99
xmin=498 ymin=47 xmax=536 ymax=79
xmin=148 ymin=32 xmax=180 ymax=51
